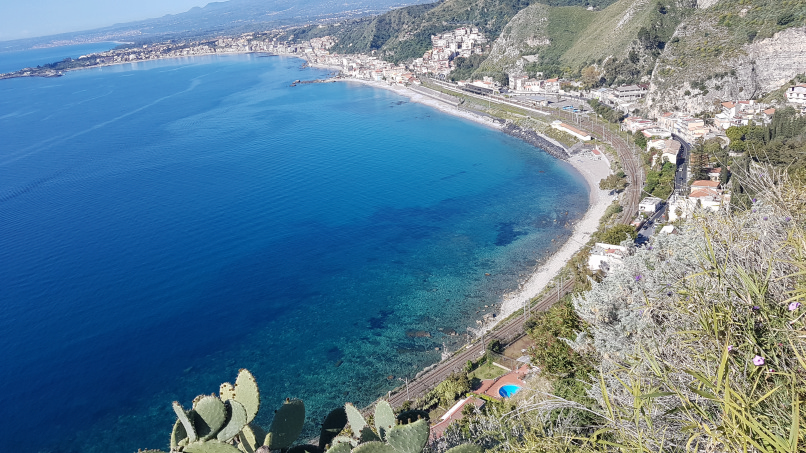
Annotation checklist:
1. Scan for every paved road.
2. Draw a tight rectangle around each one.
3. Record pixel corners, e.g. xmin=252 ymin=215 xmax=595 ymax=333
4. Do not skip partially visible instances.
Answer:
xmin=672 ymin=133 xmax=692 ymax=195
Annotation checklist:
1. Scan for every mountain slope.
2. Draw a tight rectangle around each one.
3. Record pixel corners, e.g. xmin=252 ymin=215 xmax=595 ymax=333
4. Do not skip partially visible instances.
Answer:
xmin=646 ymin=0 xmax=806 ymax=115
xmin=476 ymin=0 xmax=692 ymax=82
xmin=1 ymin=0 xmax=432 ymax=51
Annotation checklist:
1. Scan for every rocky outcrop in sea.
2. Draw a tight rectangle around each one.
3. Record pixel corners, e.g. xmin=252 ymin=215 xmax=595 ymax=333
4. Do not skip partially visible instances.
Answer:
xmin=501 ymin=122 xmax=570 ymax=160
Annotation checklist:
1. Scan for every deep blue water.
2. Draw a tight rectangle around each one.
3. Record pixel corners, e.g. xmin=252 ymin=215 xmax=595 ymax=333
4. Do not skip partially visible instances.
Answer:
xmin=0 ymin=42 xmax=117 ymax=73
xmin=0 ymin=53 xmax=588 ymax=453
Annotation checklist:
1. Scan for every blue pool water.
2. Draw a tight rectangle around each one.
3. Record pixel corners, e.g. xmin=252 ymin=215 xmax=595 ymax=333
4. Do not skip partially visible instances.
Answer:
xmin=0 ymin=52 xmax=588 ymax=452
xmin=499 ymin=385 xmax=522 ymax=398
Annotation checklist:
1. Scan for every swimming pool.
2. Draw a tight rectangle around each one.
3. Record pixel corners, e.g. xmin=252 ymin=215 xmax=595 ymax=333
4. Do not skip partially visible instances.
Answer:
xmin=499 ymin=384 xmax=521 ymax=398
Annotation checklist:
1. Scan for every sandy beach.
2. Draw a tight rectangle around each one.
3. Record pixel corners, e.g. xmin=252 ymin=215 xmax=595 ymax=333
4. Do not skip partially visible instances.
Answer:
xmin=496 ymin=154 xmax=614 ymax=319
xmin=327 ymin=74 xmax=615 ymax=322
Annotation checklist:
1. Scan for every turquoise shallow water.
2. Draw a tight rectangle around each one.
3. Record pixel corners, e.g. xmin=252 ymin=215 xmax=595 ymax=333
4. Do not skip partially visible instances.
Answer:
xmin=0 ymin=53 xmax=588 ymax=452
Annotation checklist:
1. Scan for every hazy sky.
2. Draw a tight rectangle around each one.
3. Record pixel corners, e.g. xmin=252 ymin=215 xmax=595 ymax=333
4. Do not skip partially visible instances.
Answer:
xmin=0 ymin=0 xmax=211 ymax=41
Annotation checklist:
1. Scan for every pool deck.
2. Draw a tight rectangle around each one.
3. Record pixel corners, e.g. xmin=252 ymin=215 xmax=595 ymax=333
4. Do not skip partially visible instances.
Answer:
xmin=473 ymin=364 xmax=529 ymax=400
xmin=429 ymin=397 xmax=486 ymax=440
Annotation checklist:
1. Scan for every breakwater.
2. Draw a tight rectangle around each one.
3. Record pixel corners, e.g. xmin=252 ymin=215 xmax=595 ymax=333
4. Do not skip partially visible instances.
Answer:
xmin=502 ymin=122 xmax=569 ymax=161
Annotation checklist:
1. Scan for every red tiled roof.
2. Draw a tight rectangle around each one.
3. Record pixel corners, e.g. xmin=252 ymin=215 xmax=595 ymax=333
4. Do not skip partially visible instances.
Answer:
xmin=722 ymin=102 xmax=735 ymax=108
xmin=690 ymin=188 xmax=721 ymax=199
xmin=559 ymin=123 xmax=590 ymax=137
xmin=692 ymin=180 xmax=720 ymax=188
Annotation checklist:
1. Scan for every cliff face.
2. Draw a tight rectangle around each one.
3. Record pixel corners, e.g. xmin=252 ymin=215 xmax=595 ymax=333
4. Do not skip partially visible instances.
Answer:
xmin=646 ymin=0 xmax=806 ymax=117
xmin=475 ymin=3 xmax=551 ymax=75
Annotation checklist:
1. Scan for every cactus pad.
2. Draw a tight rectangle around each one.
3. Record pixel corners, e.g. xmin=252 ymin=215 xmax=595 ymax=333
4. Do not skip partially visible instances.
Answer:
xmin=386 ymin=419 xmax=429 ymax=453
xmin=171 ymin=418 xmax=189 ymax=450
xmin=239 ymin=424 xmax=267 ymax=453
xmin=194 ymin=395 xmax=227 ymax=441
xmin=443 ymin=445 xmax=480 ymax=453
xmin=267 ymin=399 xmax=306 ymax=449
xmin=332 ymin=435 xmax=358 ymax=447
xmin=220 ymin=382 xmax=237 ymax=402
xmin=373 ymin=401 xmax=395 ymax=441
xmin=287 ymin=444 xmax=319 ymax=453
xmin=184 ymin=440 xmax=242 ymax=453
xmin=217 ymin=399 xmax=248 ymax=442
xmin=396 ymin=411 xmax=429 ymax=425
xmin=344 ymin=403 xmax=366 ymax=437
xmin=359 ymin=426 xmax=380 ymax=443
xmin=173 ymin=401 xmax=198 ymax=443
xmin=352 ymin=441 xmax=395 ymax=453
xmin=234 ymin=369 xmax=260 ymax=423
xmin=319 ymin=407 xmax=348 ymax=449
xmin=325 ymin=441 xmax=353 ymax=453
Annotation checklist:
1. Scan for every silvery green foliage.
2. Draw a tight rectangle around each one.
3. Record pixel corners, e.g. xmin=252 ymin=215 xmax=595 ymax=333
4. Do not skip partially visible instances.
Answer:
xmin=568 ymin=166 xmax=803 ymax=451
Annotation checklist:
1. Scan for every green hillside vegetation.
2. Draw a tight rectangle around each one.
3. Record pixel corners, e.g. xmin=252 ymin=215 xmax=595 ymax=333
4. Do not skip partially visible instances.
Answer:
xmin=284 ymin=0 xmax=621 ymax=64
xmin=475 ymin=0 xmax=691 ymax=84
xmin=652 ymin=0 xmax=806 ymax=99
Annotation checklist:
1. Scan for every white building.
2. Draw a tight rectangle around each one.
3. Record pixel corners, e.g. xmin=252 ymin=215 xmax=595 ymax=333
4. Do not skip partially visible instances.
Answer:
xmin=786 ymin=84 xmax=806 ymax=105
xmin=588 ymin=243 xmax=629 ymax=274
xmin=639 ymin=196 xmax=663 ymax=213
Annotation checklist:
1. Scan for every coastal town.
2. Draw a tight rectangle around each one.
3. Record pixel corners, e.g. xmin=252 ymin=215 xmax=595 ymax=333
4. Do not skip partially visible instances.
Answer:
xmin=5 ymin=5 xmax=806 ymax=450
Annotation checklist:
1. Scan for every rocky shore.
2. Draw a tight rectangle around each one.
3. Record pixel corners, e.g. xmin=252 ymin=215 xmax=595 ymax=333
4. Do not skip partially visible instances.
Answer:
xmin=501 ymin=122 xmax=570 ymax=161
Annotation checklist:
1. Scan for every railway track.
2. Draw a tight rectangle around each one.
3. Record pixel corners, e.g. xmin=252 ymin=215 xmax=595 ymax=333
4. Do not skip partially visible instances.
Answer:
xmin=382 ymin=80 xmax=644 ymax=409
xmin=387 ymin=278 xmax=576 ymax=408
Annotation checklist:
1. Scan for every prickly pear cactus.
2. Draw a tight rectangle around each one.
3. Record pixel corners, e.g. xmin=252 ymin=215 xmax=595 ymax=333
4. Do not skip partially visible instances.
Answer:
xmin=220 ymin=382 xmax=237 ymax=402
xmin=373 ymin=401 xmax=395 ymax=441
xmin=319 ymin=407 xmax=348 ymax=449
xmin=234 ymin=369 xmax=260 ymax=423
xmin=344 ymin=403 xmax=367 ymax=437
xmin=353 ymin=441 xmax=396 ymax=453
xmin=331 ymin=435 xmax=358 ymax=448
xmin=359 ymin=426 xmax=380 ymax=443
xmin=266 ymin=399 xmax=305 ymax=449
xmin=239 ymin=423 xmax=266 ymax=453
xmin=194 ymin=395 xmax=227 ymax=441
xmin=183 ymin=439 xmax=242 ymax=453
xmin=386 ymin=419 xmax=429 ymax=453
xmin=173 ymin=401 xmax=198 ymax=443
xmin=444 ymin=445 xmax=481 ymax=453
xmin=171 ymin=418 xmax=189 ymax=450
xmin=217 ymin=400 xmax=248 ymax=442
xmin=325 ymin=441 xmax=353 ymax=453
xmin=396 ymin=410 xmax=429 ymax=425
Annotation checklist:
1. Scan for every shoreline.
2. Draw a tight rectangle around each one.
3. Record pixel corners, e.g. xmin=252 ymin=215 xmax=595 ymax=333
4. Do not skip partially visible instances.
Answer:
xmin=322 ymin=71 xmax=614 ymax=324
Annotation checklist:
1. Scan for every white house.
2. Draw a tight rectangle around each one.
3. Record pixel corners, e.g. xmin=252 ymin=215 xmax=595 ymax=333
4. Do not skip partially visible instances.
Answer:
xmin=639 ymin=196 xmax=663 ymax=213
xmin=588 ymin=243 xmax=629 ymax=274
xmin=786 ymin=84 xmax=806 ymax=105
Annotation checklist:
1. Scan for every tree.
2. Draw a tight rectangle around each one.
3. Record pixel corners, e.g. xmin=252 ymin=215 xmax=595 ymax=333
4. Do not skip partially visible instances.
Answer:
xmin=599 ymin=171 xmax=628 ymax=193
xmin=634 ymin=131 xmax=647 ymax=150
xmin=581 ymin=65 xmax=601 ymax=88
xmin=600 ymin=225 xmax=637 ymax=244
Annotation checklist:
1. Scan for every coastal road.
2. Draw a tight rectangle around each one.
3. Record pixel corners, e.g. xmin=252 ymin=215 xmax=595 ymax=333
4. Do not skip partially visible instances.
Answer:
xmin=672 ymin=133 xmax=692 ymax=195
xmin=386 ymin=278 xmax=575 ymax=408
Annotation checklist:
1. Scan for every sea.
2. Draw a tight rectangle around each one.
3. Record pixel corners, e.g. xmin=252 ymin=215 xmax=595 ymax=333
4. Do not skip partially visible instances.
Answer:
xmin=0 ymin=45 xmax=588 ymax=453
